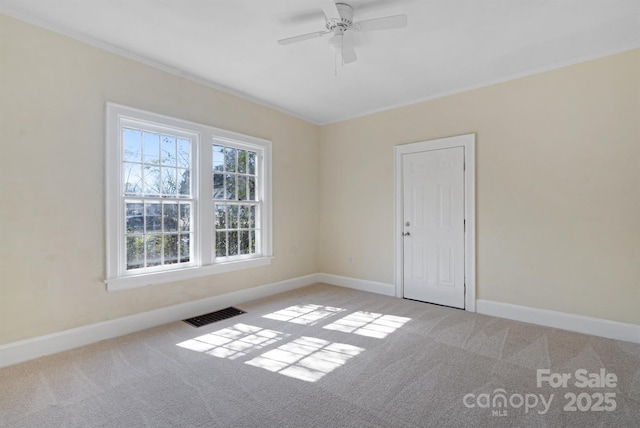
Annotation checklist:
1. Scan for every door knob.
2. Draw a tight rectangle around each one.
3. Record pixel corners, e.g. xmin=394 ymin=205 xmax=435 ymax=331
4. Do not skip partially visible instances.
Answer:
xmin=403 ymin=232 xmax=410 ymax=236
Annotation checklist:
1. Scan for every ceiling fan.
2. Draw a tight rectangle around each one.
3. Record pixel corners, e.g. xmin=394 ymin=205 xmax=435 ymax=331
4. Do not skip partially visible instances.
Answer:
xmin=277 ymin=0 xmax=408 ymax=64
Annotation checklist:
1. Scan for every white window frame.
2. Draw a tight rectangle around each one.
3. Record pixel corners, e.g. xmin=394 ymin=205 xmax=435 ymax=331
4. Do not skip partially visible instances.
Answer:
xmin=106 ymin=103 xmax=272 ymax=291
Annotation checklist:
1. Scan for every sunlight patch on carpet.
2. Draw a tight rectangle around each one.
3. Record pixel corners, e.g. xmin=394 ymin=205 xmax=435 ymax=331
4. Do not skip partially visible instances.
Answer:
xmin=323 ymin=311 xmax=411 ymax=338
xmin=262 ymin=304 xmax=345 ymax=325
xmin=245 ymin=336 xmax=364 ymax=382
xmin=176 ymin=323 xmax=289 ymax=360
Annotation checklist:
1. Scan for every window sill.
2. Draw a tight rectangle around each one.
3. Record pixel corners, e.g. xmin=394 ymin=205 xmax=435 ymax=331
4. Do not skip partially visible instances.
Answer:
xmin=105 ymin=257 xmax=273 ymax=292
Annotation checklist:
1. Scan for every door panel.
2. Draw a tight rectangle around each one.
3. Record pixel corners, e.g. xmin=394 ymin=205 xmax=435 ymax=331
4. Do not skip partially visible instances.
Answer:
xmin=402 ymin=147 xmax=465 ymax=308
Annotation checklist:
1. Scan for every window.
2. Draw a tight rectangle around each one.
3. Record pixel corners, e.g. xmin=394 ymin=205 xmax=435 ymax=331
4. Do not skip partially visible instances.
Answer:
xmin=106 ymin=104 xmax=272 ymax=291
xmin=122 ymin=126 xmax=194 ymax=271
xmin=213 ymin=144 xmax=260 ymax=259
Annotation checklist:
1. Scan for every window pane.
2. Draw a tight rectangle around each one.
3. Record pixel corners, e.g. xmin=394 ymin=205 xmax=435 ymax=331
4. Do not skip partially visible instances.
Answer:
xmin=228 ymin=205 xmax=239 ymax=228
xmin=143 ymin=165 xmax=160 ymax=195
xmin=178 ymin=139 xmax=191 ymax=169
xmin=161 ymin=135 xmax=176 ymax=166
xmin=225 ymin=147 xmax=236 ymax=172
xmin=237 ymin=176 xmax=247 ymax=201
xmin=180 ymin=234 xmax=191 ymax=262
xmin=238 ymin=150 xmax=247 ymax=173
xmin=239 ymin=205 xmax=250 ymax=228
xmin=143 ymin=132 xmax=160 ymax=164
xmin=216 ymin=231 xmax=227 ymax=257
xmin=248 ymin=176 xmax=255 ymax=201
xmin=123 ymin=129 xmax=142 ymax=163
xmin=213 ymin=173 xmax=224 ymax=199
xmin=123 ymin=162 xmax=143 ymax=195
xmin=126 ymin=202 xmax=144 ymax=233
xmin=250 ymin=231 xmax=256 ymax=254
xmin=162 ymin=167 xmax=177 ymax=195
xmin=146 ymin=235 xmax=162 ymax=267
xmin=215 ymin=204 xmax=226 ymax=229
xmin=249 ymin=206 xmax=256 ymax=228
xmin=213 ymin=145 xmax=224 ymax=171
xmin=164 ymin=235 xmax=178 ymax=265
xmin=248 ymin=152 xmax=256 ymax=175
xmin=145 ymin=203 xmax=162 ymax=231
xmin=225 ymin=174 xmax=236 ymax=200
xmin=126 ymin=236 xmax=145 ymax=270
xmin=163 ymin=202 xmax=178 ymax=232
xmin=178 ymin=168 xmax=190 ymax=196
xmin=228 ymin=231 xmax=239 ymax=256
xmin=179 ymin=203 xmax=191 ymax=232
xmin=239 ymin=231 xmax=250 ymax=255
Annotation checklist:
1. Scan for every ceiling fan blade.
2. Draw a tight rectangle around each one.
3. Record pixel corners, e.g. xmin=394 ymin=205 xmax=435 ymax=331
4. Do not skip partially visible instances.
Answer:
xmin=319 ymin=0 xmax=340 ymax=20
xmin=355 ymin=14 xmax=408 ymax=32
xmin=278 ymin=31 xmax=328 ymax=45
xmin=342 ymin=44 xmax=357 ymax=64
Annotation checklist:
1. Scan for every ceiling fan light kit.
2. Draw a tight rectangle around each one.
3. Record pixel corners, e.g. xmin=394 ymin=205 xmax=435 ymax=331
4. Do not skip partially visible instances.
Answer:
xmin=278 ymin=1 xmax=407 ymax=66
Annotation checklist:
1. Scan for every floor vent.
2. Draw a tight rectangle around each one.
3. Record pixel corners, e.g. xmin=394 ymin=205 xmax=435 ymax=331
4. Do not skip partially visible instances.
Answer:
xmin=183 ymin=307 xmax=246 ymax=327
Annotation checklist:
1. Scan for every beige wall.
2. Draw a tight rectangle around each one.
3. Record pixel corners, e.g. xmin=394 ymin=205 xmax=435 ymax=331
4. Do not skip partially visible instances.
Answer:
xmin=2 ymin=14 xmax=638 ymax=346
xmin=319 ymin=49 xmax=640 ymax=325
xmin=0 ymin=15 xmax=320 ymax=344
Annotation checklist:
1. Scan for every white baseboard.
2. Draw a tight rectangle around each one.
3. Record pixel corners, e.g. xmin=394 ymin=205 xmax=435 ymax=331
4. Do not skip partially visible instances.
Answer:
xmin=0 ymin=273 xmax=319 ymax=368
xmin=6 ymin=276 xmax=636 ymax=369
xmin=317 ymin=273 xmax=396 ymax=297
xmin=476 ymin=299 xmax=640 ymax=344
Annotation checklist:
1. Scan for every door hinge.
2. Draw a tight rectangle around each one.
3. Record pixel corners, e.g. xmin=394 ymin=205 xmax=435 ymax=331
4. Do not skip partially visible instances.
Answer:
xmin=464 ymin=219 xmax=466 ymax=231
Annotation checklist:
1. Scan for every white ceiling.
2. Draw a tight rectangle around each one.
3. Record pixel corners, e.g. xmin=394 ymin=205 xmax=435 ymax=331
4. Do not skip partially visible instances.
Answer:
xmin=2 ymin=0 xmax=639 ymax=124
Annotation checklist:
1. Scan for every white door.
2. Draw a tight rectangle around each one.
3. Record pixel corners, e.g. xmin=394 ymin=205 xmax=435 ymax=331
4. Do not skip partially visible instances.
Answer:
xmin=402 ymin=147 xmax=465 ymax=308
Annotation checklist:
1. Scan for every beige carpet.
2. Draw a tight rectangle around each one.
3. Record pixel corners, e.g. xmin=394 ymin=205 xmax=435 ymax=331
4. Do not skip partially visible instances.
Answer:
xmin=1 ymin=283 xmax=639 ymax=427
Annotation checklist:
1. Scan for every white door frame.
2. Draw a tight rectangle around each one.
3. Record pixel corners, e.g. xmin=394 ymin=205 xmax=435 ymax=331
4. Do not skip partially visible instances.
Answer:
xmin=394 ymin=134 xmax=476 ymax=312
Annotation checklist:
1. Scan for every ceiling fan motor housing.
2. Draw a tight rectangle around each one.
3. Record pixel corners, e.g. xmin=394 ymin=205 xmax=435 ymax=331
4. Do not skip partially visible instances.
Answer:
xmin=327 ymin=3 xmax=354 ymax=33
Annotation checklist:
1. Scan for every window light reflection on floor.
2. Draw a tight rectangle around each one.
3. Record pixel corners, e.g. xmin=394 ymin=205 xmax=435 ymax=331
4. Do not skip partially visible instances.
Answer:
xmin=176 ymin=323 xmax=288 ymax=360
xmin=245 ymin=336 xmax=364 ymax=382
xmin=323 ymin=311 xmax=411 ymax=339
xmin=262 ymin=304 xmax=345 ymax=325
